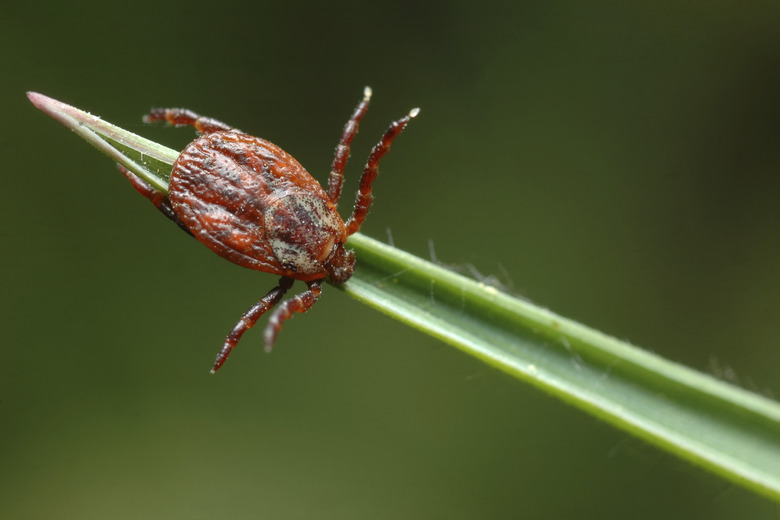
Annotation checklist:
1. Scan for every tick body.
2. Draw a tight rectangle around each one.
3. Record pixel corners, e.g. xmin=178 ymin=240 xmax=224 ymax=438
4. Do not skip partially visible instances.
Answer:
xmin=119 ymin=88 xmax=418 ymax=373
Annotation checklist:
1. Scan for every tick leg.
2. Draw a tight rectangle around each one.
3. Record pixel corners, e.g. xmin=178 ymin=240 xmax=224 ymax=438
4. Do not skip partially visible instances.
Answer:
xmin=327 ymin=87 xmax=372 ymax=206
xmin=117 ymin=164 xmax=192 ymax=236
xmin=263 ymin=279 xmax=324 ymax=351
xmin=143 ymin=108 xmax=238 ymax=134
xmin=345 ymin=107 xmax=419 ymax=236
xmin=211 ymin=277 xmax=295 ymax=374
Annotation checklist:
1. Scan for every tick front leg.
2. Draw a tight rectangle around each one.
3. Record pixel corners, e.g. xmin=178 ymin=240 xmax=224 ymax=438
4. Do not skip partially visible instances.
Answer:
xmin=211 ymin=277 xmax=295 ymax=374
xmin=117 ymin=164 xmax=192 ymax=236
xmin=263 ymin=279 xmax=324 ymax=351
xmin=345 ymin=107 xmax=419 ymax=236
xmin=327 ymin=87 xmax=372 ymax=206
xmin=143 ymin=108 xmax=238 ymax=134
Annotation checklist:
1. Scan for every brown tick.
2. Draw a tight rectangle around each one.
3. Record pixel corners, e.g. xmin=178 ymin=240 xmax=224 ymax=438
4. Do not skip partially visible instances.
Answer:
xmin=118 ymin=87 xmax=418 ymax=373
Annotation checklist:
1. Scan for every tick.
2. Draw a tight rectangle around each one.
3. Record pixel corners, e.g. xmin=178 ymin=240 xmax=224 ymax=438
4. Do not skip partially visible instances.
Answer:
xmin=118 ymin=87 xmax=418 ymax=373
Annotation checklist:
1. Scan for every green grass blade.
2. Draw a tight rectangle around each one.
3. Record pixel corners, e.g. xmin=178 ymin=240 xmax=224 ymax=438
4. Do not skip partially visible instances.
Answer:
xmin=28 ymin=92 xmax=780 ymax=501
xmin=27 ymin=92 xmax=176 ymax=191
xmin=344 ymin=233 xmax=780 ymax=500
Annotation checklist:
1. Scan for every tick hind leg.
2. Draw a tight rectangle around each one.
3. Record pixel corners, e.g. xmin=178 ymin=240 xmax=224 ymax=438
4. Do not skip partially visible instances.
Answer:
xmin=345 ymin=107 xmax=420 ymax=236
xmin=117 ymin=164 xmax=192 ymax=236
xmin=263 ymin=279 xmax=324 ymax=351
xmin=144 ymin=108 xmax=238 ymax=134
xmin=211 ymin=277 xmax=295 ymax=374
xmin=327 ymin=87 xmax=373 ymax=205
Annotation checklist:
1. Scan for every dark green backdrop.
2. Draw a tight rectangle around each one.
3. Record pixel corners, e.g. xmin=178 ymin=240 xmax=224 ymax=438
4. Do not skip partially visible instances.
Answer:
xmin=3 ymin=1 xmax=780 ymax=518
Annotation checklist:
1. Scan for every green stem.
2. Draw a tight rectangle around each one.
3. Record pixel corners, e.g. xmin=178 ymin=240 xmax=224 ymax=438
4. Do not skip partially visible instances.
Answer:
xmin=28 ymin=91 xmax=780 ymax=501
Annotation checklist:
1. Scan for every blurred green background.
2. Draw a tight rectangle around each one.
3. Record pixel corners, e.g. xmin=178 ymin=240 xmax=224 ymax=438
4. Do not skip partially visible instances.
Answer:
xmin=3 ymin=1 xmax=780 ymax=518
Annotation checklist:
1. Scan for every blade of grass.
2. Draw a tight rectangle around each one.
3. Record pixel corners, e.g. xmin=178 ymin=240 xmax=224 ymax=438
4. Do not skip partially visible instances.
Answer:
xmin=344 ymin=233 xmax=780 ymax=500
xmin=28 ymin=92 xmax=780 ymax=501
xmin=27 ymin=92 xmax=176 ymax=191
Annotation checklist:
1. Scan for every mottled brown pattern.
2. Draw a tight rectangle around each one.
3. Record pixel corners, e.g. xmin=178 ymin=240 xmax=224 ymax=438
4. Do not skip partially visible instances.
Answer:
xmin=169 ymin=131 xmax=336 ymax=278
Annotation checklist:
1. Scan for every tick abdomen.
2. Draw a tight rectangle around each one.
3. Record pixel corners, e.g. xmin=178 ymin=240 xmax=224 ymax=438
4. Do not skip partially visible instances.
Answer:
xmin=170 ymin=131 xmax=345 ymax=279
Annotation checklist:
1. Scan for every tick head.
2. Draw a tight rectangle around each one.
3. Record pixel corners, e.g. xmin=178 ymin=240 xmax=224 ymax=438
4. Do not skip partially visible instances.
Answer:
xmin=324 ymin=242 xmax=355 ymax=285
